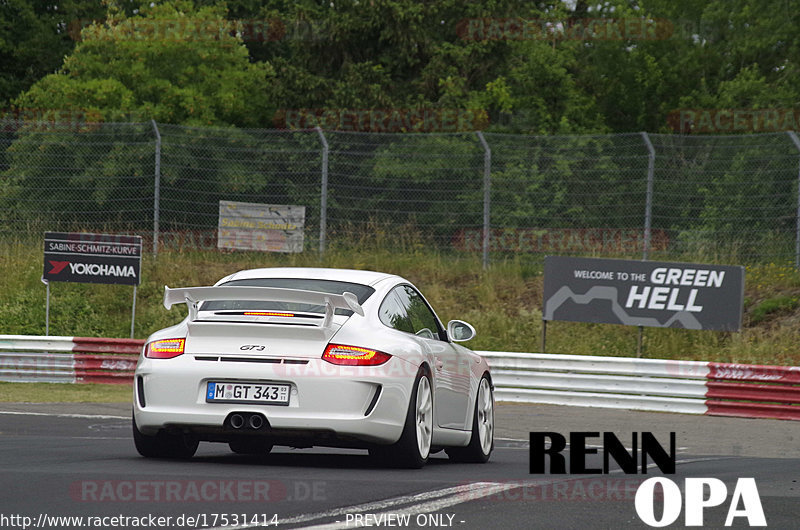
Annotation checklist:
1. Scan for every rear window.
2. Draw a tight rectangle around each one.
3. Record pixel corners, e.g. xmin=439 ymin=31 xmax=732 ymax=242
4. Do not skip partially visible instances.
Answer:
xmin=200 ymin=278 xmax=375 ymax=315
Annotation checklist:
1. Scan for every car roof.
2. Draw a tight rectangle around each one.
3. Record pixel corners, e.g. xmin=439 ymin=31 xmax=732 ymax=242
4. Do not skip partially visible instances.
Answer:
xmin=217 ymin=267 xmax=402 ymax=287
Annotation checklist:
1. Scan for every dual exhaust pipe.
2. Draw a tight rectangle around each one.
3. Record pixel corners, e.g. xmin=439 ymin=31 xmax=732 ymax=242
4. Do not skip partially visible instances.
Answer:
xmin=227 ymin=412 xmax=267 ymax=431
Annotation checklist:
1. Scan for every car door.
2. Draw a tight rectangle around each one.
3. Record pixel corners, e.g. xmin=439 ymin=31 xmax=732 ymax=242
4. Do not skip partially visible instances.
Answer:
xmin=391 ymin=285 xmax=471 ymax=430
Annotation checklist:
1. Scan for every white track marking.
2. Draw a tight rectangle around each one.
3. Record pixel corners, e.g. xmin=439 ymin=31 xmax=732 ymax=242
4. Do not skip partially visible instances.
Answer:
xmin=208 ymin=452 xmax=735 ymax=530
xmin=0 ymin=411 xmax=127 ymax=420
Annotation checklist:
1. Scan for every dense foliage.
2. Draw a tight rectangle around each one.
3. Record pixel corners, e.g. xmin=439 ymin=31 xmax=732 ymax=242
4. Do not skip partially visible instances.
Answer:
xmin=2 ymin=1 xmax=799 ymax=262
xmin=2 ymin=0 xmax=799 ymax=133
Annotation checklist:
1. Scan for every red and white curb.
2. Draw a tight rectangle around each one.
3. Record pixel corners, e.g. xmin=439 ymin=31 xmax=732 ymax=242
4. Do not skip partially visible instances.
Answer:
xmin=0 ymin=335 xmax=142 ymax=384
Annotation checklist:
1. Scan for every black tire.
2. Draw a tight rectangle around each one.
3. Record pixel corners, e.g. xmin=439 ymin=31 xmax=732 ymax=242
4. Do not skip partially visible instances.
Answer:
xmin=370 ymin=367 xmax=433 ymax=469
xmin=229 ymin=438 xmax=273 ymax=455
xmin=132 ymin=415 xmax=198 ymax=459
xmin=446 ymin=375 xmax=494 ymax=463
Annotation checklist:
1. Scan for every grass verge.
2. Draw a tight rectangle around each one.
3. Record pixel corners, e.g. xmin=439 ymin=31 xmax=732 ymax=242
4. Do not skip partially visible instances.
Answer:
xmin=0 ymin=382 xmax=132 ymax=402
xmin=2 ymin=237 xmax=800 ymax=368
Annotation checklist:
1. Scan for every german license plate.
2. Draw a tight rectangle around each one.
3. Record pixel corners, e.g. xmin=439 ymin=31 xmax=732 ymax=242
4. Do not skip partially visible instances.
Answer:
xmin=206 ymin=382 xmax=290 ymax=405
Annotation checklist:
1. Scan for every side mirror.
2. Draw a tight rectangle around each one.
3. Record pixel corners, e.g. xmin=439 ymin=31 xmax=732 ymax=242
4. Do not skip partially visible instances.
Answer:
xmin=447 ymin=320 xmax=476 ymax=342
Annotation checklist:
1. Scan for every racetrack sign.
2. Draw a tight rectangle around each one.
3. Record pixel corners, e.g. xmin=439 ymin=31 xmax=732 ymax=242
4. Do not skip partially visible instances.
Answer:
xmin=218 ymin=200 xmax=305 ymax=253
xmin=43 ymin=232 xmax=142 ymax=286
xmin=543 ymin=256 xmax=744 ymax=331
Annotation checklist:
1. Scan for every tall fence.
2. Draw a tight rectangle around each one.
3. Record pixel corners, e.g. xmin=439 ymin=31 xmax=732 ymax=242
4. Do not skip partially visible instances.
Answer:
xmin=2 ymin=121 xmax=800 ymax=265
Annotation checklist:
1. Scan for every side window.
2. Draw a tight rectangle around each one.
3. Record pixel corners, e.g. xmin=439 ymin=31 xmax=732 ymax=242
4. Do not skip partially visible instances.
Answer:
xmin=378 ymin=291 xmax=414 ymax=334
xmin=395 ymin=286 xmax=444 ymax=341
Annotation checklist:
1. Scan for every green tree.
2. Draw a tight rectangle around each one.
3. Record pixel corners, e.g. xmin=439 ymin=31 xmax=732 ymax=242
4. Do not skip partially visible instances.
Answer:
xmin=14 ymin=0 xmax=275 ymax=127
xmin=3 ymin=0 xmax=278 ymax=232
xmin=0 ymin=0 xmax=117 ymax=107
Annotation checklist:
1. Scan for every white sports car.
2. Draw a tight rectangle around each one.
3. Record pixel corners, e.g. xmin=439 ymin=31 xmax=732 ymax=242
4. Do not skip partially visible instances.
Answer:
xmin=133 ymin=267 xmax=494 ymax=468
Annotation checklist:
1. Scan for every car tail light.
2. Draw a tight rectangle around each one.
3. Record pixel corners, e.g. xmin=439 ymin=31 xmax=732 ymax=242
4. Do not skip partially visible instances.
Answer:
xmin=322 ymin=344 xmax=391 ymax=366
xmin=145 ymin=338 xmax=185 ymax=359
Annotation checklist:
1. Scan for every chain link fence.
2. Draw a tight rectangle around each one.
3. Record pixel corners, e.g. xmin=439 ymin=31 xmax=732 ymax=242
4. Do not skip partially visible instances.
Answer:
xmin=2 ymin=120 xmax=800 ymax=265
xmin=157 ymin=124 xmax=323 ymax=252
xmin=325 ymin=131 xmax=486 ymax=251
xmin=0 ymin=122 xmax=155 ymax=234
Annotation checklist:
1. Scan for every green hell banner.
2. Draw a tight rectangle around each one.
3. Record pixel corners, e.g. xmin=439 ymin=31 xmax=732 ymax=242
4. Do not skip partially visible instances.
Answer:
xmin=543 ymin=256 xmax=744 ymax=331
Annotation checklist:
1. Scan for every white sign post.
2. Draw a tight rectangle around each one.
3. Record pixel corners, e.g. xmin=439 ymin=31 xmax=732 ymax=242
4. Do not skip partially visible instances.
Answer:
xmin=43 ymin=232 xmax=143 ymax=338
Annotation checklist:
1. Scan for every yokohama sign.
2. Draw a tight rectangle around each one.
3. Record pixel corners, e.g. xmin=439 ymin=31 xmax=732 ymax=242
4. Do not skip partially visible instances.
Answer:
xmin=44 ymin=232 xmax=142 ymax=286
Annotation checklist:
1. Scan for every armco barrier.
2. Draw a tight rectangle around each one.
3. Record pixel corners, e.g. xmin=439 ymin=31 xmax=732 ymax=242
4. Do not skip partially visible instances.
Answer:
xmin=479 ymin=351 xmax=800 ymax=421
xmin=479 ymin=351 xmax=710 ymax=415
xmin=0 ymin=336 xmax=797 ymax=420
xmin=0 ymin=335 xmax=142 ymax=384
xmin=705 ymin=362 xmax=800 ymax=420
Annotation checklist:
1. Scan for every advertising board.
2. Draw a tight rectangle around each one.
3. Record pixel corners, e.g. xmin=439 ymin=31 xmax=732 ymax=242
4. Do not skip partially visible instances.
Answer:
xmin=218 ymin=201 xmax=305 ymax=253
xmin=43 ymin=232 xmax=142 ymax=286
xmin=543 ymin=256 xmax=744 ymax=331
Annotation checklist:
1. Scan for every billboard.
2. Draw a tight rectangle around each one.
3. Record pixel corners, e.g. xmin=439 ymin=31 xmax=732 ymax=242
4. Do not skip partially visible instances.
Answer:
xmin=218 ymin=201 xmax=305 ymax=253
xmin=43 ymin=232 xmax=142 ymax=286
xmin=543 ymin=256 xmax=744 ymax=331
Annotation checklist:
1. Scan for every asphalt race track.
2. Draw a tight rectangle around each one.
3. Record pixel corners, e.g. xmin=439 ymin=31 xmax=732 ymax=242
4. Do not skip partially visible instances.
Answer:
xmin=0 ymin=402 xmax=797 ymax=529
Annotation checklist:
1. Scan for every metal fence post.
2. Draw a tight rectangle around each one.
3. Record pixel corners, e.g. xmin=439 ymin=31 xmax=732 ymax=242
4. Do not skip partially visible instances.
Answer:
xmin=151 ymin=119 xmax=161 ymax=256
xmin=640 ymin=131 xmax=656 ymax=261
xmin=315 ymin=127 xmax=329 ymax=256
xmin=476 ymin=131 xmax=491 ymax=269
xmin=787 ymin=131 xmax=800 ymax=269
xmin=637 ymin=132 xmax=656 ymax=358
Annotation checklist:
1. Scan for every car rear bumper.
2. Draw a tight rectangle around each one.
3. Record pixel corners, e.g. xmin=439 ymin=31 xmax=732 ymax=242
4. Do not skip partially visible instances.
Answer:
xmin=133 ymin=355 xmax=417 ymax=446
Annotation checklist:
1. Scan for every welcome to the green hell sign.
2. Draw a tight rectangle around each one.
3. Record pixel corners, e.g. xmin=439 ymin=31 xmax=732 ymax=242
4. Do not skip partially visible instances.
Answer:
xmin=452 ymin=228 xmax=669 ymax=253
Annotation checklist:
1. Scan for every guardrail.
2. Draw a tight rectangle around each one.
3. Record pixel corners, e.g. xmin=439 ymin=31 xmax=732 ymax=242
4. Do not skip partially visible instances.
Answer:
xmin=705 ymin=362 xmax=800 ymax=420
xmin=0 ymin=335 xmax=796 ymax=420
xmin=479 ymin=351 xmax=800 ymax=421
xmin=0 ymin=335 xmax=141 ymax=384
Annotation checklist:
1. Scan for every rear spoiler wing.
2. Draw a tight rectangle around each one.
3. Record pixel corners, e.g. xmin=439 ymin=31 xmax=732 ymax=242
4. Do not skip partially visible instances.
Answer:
xmin=163 ymin=286 xmax=364 ymax=327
